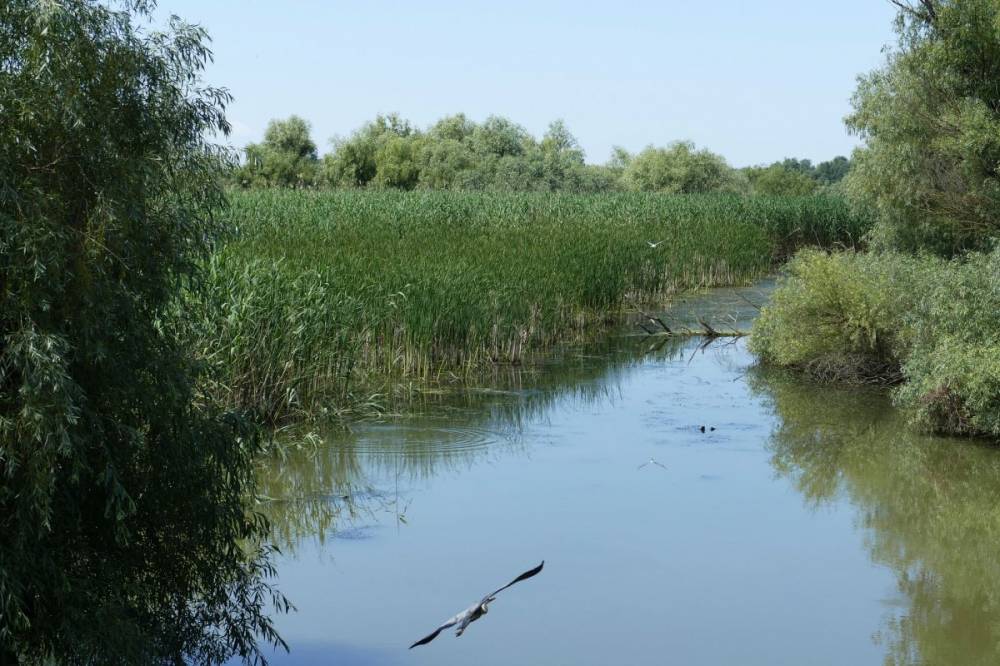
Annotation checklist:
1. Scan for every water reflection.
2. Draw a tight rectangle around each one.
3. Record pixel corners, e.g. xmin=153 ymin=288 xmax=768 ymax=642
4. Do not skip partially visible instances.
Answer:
xmin=253 ymin=280 xmax=1000 ymax=665
xmin=258 ymin=333 xmax=702 ymax=554
xmin=750 ymin=368 xmax=1000 ymax=666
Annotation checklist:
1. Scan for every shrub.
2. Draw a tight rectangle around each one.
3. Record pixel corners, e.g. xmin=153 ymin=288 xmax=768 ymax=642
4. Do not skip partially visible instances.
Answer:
xmin=752 ymin=246 xmax=1000 ymax=439
xmin=749 ymin=250 xmax=924 ymax=382
xmin=896 ymin=248 xmax=1000 ymax=436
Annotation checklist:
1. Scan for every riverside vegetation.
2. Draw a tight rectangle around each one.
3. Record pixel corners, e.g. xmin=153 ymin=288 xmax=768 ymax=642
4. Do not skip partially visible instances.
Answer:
xmin=6 ymin=0 xmax=999 ymax=663
xmin=0 ymin=2 xmax=286 ymax=663
xmin=184 ymin=190 xmax=870 ymax=424
xmin=751 ymin=0 xmax=1000 ymax=441
xmin=751 ymin=248 xmax=1000 ymax=437
xmin=0 ymin=1 xmax=873 ymax=659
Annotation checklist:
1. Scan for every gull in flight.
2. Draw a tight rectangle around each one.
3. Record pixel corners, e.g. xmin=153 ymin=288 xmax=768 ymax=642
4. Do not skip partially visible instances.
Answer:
xmin=638 ymin=457 xmax=667 ymax=470
xmin=647 ymin=240 xmax=665 ymax=248
xmin=409 ymin=561 xmax=545 ymax=648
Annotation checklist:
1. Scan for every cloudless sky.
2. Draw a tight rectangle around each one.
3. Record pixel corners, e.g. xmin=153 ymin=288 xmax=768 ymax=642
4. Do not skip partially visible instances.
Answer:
xmin=155 ymin=1 xmax=898 ymax=167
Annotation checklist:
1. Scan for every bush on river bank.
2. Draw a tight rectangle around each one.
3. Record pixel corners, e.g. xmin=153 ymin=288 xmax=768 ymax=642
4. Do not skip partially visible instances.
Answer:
xmin=750 ymin=248 xmax=1000 ymax=438
xmin=751 ymin=1 xmax=1000 ymax=441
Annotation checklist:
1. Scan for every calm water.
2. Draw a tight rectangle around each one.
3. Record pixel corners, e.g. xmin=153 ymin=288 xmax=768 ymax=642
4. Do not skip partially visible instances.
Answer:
xmin=250 ymin=285 xmax=1000 ymax=666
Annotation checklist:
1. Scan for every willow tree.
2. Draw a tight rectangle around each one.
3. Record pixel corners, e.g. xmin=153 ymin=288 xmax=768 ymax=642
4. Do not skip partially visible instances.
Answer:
xmin=621 ymin=142 xmax=745 ymax=193
xmin=746 ymin=164 xmax=818 ymax=196
xmin=0 ymin=1 xmax=285 ymax=663
xmin=847 ymin=0 xmax=1000 ymax=253
xmin=240 ymin=115 xmax=320 ymax=188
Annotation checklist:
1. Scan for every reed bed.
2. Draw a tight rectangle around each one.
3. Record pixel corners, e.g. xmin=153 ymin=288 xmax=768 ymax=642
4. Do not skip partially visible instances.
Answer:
xmin=185 ymin=189 xmax=870 ymax=421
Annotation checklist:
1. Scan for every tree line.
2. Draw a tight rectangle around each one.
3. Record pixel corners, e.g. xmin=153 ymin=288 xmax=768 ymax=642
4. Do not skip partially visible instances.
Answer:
xmin=236 ymin=113 xmax=851 ymax=196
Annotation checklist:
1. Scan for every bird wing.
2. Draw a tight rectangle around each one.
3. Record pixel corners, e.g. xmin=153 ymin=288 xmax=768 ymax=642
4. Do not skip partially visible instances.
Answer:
xmin=409 ymin=609 xmax=467 ymax=649
xmin=412 ymin=562 xmax=544 ymax=647
xmin=480 ymin=561 xmax=545 ymax=604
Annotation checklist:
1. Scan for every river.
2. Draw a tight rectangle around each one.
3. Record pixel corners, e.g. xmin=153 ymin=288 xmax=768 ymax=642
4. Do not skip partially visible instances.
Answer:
xmin=248 ymin=283 xmax=1000 ymax=665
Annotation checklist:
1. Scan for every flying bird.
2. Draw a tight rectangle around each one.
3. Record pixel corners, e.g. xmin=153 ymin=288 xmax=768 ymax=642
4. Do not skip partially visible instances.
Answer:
xmin=647 ymin=240 xmax=665 ymax=248
xmin=638 ymin=457 xmax=667 ymax=471
xmin=409 ymin=561 xmax=545 ymax=649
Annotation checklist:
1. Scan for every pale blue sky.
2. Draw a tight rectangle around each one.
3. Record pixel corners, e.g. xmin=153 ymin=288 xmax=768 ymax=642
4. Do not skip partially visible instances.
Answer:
xmin=156 ymin=1 xmax=898 ymax=167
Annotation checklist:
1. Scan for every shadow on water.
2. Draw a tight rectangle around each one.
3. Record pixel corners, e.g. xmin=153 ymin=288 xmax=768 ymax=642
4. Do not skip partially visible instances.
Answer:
xmin=749 ymin=367 xmax=1000 ymax=666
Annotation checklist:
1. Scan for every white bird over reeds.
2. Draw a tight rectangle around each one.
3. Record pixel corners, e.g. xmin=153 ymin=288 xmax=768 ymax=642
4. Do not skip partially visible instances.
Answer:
xmin=647 ymin=240 xmax=665 ymax=248
xmin=409 ymin=561 xmax=545 ymax=648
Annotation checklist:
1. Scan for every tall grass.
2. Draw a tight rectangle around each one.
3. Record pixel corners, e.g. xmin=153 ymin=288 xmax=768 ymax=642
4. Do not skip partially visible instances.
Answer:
xmin=185 ymin=190 xmax=870 ymax=422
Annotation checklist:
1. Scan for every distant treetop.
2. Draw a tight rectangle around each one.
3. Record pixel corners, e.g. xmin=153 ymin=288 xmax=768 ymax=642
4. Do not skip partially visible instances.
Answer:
xmin=237 ymin=113 xmax=851 ymax=196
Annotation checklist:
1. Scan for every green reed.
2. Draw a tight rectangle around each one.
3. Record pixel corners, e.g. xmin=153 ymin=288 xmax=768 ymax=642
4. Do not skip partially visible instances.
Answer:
xmin=185 ymin=189 xmax=870 ymax=422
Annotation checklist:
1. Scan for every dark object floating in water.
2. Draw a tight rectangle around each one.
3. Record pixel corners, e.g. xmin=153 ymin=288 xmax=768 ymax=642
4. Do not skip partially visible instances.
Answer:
xmin=409 ymin=561 xmax=545 ymax=649
xmin=698 ymin=425 xmax=716 ymax=433
xmin=638 ymin=457 xmax=667 ymax=471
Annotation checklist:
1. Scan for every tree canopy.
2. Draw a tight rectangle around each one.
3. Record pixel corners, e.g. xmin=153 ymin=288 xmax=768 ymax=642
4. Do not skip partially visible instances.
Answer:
xmin=1 ymin=1 xmax=284 ymax=662
xmin=240 ymin=113 xmax=848 ymax=196
xmin=740 ymin=155 xmax=852 ymax=195
xmin=744 ymin=164 xmax=819 ymax=196
xmin=239 ymin=115 xmax=319 ymax=188
xmin=847 ymin=0 xmax=1000 ymax=253
xmin=616 ymin=142 xmax=743 ymax=193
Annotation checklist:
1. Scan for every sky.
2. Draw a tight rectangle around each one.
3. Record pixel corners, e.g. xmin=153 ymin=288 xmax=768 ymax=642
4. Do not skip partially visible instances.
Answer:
xmin=155 ymin=1 xmax=899 ymax=167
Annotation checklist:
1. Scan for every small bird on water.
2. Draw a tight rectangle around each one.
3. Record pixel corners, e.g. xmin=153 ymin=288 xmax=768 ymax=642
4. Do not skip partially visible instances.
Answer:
xmin=409 ymin=561 xmax=545 ymax=648
xmin=638 ymin=457 xmax=667 ymax=471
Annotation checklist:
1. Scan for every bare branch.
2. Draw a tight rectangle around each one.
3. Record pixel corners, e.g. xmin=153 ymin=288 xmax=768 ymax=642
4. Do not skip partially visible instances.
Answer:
xmin=889 ymin=0 xmax=938 ymax=25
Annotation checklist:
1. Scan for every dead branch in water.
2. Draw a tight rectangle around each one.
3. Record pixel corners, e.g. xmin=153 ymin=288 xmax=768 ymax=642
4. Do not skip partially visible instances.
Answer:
xmin=637 ymin=320 xmax=658 ymax=336
xmin=637 ymin=309 xmax=672 ymax=334
xmin=634 ymin=314 xmax=745 ymax=339
xmin=696 ymin=316 xmax=720 ymax=337
xmin=635 ymin=325 xmax=745 ymax=339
